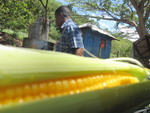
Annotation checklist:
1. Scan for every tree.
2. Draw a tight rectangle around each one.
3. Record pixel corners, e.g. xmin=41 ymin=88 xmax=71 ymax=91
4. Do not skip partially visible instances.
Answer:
xmin=0 ymin=0 xmax=95 ymax=41
xmin=110 ymin=32 xmax=132 ymax=58
xmin=0 ymin=0 xmax=62 ymax=40
xmin=66 ymin=0 xmax=150 ymax=39
xmin=0 ymin=0 xmax=50 ymax=29
xmin=0 ymin=0 xmax=35 ymax=31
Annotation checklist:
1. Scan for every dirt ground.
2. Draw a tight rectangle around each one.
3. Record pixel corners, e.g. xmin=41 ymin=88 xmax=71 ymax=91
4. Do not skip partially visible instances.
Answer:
xmin=0 ymin=32 xmax=23 ymax=47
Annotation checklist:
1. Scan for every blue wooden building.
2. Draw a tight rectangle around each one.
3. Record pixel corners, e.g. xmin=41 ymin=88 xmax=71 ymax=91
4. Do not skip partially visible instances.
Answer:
xmin=79 ymin=23 xmax=116 ymax=59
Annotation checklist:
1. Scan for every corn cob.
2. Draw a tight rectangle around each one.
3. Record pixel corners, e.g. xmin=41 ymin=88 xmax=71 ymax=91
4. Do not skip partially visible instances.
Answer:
xmin=0 ymin=45 xmax=149 ymax=113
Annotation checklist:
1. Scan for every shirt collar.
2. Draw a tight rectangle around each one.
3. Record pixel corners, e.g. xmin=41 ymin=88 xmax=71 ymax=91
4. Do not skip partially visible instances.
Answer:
xmin=61 ymin=19 xmax=72 ymax=29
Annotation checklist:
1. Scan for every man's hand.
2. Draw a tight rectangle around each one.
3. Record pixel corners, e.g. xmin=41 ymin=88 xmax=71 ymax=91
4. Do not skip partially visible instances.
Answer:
xmin=73 ymin=48 xmax=84 ymax=56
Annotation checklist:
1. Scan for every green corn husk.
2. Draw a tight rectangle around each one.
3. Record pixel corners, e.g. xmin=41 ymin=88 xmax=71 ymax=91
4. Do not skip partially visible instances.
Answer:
xmin=0 ymin=45 xmax=149 ymax=87
xmin=0 ymin=45 xmax=150 ymax=113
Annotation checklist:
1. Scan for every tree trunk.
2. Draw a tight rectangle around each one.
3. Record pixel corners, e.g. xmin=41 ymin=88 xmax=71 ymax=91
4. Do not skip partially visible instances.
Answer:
xmin=130 ymin=0 xmax=149 ymax=39
xmin=136 ymin=14 xmax=148 ymax=39
xmin=28 ymin=17 xmax=49 ymax=41
xmin=22 ymin=17 xmax=54 ymax=50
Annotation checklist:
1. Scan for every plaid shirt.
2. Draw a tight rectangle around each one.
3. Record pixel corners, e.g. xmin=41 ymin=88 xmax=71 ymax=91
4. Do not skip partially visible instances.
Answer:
xmin=56 ymin=19 xmax=84 ymax=54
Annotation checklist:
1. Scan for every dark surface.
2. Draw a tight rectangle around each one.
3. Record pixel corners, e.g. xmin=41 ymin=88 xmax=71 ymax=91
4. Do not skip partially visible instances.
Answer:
xmin=22 ymin=38 xmax=54 ymax=50
xmin=133 ymin=34 xmax=150 ymax=68
xmin=0 ymin=32 xmax=22 ymax=47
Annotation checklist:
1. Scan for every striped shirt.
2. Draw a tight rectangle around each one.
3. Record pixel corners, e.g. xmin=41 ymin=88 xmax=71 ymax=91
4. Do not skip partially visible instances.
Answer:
xmin=56 ymin=19 xmax=84 ymax=54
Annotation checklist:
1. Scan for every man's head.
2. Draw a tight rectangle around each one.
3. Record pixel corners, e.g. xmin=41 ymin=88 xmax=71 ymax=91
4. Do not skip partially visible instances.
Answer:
xmin=55 ymin=6 xmax=71 ymax=28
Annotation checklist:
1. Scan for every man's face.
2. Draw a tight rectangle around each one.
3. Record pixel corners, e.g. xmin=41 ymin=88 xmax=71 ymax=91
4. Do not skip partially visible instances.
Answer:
xmin=55 ymin=14 xmax=63 ymax=28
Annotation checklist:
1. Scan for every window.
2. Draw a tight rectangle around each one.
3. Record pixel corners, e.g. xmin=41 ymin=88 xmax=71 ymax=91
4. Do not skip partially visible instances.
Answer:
xmin=100 ymin=40 xmax=106 ymax=48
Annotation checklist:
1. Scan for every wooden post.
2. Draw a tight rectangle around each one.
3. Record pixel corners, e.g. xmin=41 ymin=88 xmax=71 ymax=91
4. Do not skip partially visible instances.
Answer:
xmin=22 ymin=0 xmax=54 ymax=50
xmin=28 ymin=17 xmax=49 ymax=41
xmin=22 ymin=17 xmax=54 ymax=50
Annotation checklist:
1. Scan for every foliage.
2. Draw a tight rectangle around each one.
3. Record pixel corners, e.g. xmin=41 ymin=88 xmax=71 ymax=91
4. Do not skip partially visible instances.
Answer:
xmin=1 ymin=29 xmax=28 ymax=39
xmin=67 ymin=4 xmax=98 ymax=26
xmin=0 ymin=0 xmax=95 ymax=41
xmin=0 ymin=0 xmax=36 ymax=31
xmin=110 ymin=32 xmax=132 ymax=58
xmin=66 ymin=0 xmax=150 ymax=39
xmin=0 ymin=0 xmax=60 ymax=39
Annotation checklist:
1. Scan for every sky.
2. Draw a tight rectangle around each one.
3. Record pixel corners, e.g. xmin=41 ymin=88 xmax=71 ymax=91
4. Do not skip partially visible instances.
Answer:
xmin=58 ymin=0 xmax=116 ymax=31
xmin=93 ymin=19 xmax=139 ymax=42
xmin=57 ymin=0 xmax=139 ymax=41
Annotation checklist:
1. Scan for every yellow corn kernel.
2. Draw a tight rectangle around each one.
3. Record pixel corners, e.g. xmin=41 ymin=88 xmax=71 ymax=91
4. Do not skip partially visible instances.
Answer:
xmin=39 ymin=83 xmax=48 ymax=94
xmin=0 ymin=73 xmax=139 ymax=106
xmin=47 ymin=82 xmax=55 ymax=96
xmin=69 ymin=79 xmax=77 ymax=90
xmin=23 ymin=85 xmax=31 ymax=96
xmin=16 ymin=87 xmax=23 ymax=97
xmin=31 ymin=84 xmax=38 ymax=95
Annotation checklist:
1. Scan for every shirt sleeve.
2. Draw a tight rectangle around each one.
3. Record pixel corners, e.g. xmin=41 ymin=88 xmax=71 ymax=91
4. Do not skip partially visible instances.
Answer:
xmin=66 ymin=25 xmax=84 ymax=49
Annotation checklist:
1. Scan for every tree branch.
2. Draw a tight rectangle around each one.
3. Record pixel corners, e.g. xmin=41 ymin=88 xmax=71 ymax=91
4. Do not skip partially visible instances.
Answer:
xmin=144 ymin=5 xmax=150 ymax=23
xmin=126 ymin=0 xmax=134 ymax=20
xmin=84 ymin=2 xmax=121 ymax=19
xmin=144 ymin=0 xmax=150 ymax=8
xmin=76 ymin=1 xmax=137 ymax=27
xmin=139 ymin=0 xmax=145 ymax=11
xmin=84 ymin=2 xmax=100 ymax=11
xmin=45 ymin=0 xmax=48 ymax=21
xmin=39 ymin=0 xmax=49 ymax=23
xmin=80 ymin=15 xmax=137 ymax=27
xmin=129 ymin=0 xmax=141 ymax=14
xmin=39 ymin=0 xmax=45 ymax=9
xmin=46 ymin=0 xmax=48 ymax=9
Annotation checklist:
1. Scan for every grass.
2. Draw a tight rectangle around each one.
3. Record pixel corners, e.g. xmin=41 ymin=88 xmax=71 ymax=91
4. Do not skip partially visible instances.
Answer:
xmin=1 ymin=29 xmax=28 ymax=39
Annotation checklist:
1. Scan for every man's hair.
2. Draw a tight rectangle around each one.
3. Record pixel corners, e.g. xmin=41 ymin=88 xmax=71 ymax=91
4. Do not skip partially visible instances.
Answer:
xmin=55 ymin=6 xmax=71 ymax=17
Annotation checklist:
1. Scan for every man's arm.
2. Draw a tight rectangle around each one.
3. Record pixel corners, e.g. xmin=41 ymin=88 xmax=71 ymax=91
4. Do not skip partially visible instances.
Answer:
xmin=67 ymin=25 xmax=84 ymax=56
xmin=72 ymin=48 xmax=84 ymax=56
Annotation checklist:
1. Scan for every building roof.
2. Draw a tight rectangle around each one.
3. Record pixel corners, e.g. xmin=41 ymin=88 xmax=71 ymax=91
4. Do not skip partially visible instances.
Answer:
xmin=79 ymin=23 xmax=117 ymax=40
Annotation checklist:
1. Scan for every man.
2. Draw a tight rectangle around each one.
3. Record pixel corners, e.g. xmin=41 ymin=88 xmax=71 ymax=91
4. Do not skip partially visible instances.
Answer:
xmin=55 ymin=6 xmax=84 ymax=56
